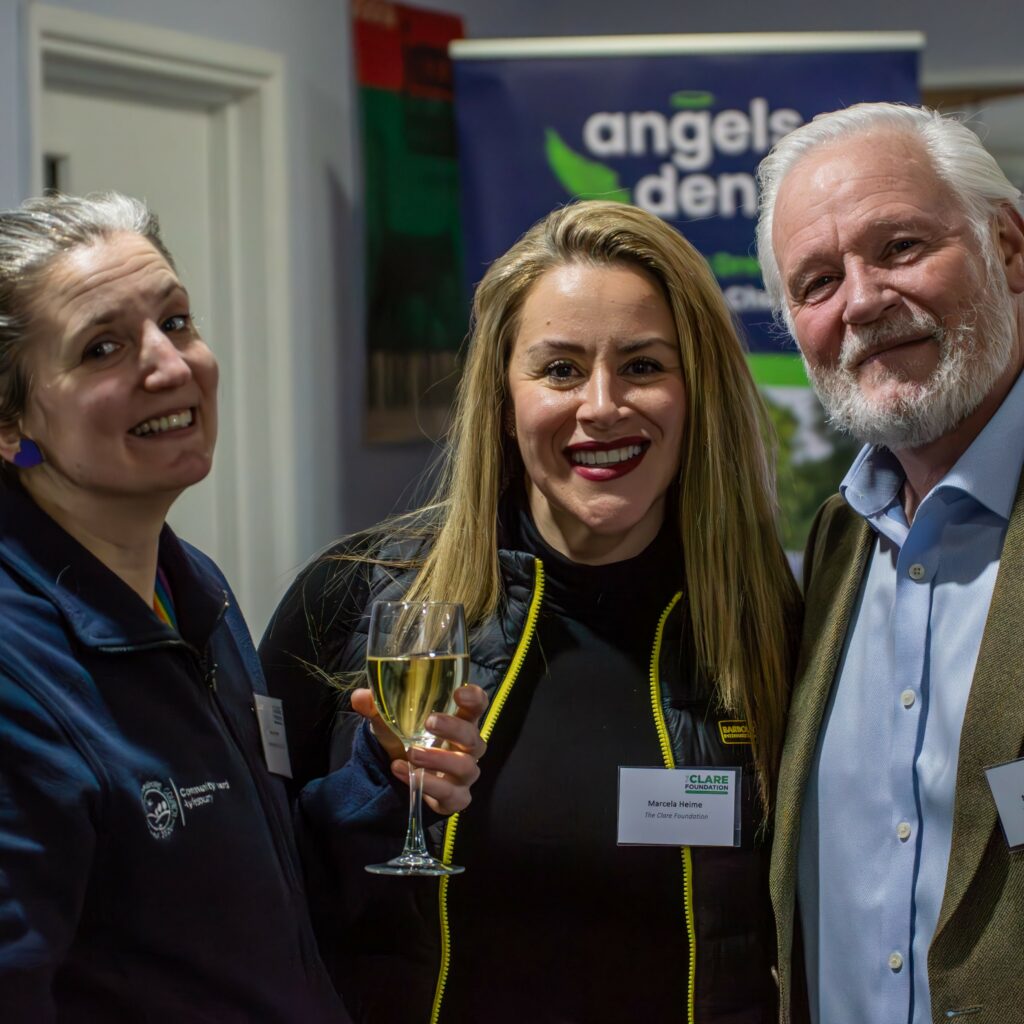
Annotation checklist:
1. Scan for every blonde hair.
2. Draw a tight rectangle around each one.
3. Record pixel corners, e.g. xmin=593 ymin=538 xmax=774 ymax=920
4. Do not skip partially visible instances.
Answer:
xmin=396 ymin=201 xmax=799 ymax=811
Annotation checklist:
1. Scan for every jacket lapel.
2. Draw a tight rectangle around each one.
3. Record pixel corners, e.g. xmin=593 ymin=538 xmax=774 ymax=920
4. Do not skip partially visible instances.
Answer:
xmin=771 ymin=500 xmax=873 ymax=1003
xmin=933 ymin=468 xmax=1024 ymax=941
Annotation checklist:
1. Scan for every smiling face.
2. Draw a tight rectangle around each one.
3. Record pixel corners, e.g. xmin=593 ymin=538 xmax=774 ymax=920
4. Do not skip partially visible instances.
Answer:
xmin=2 ymin=231 xmax=218 ymax=516
xmin=507 ymin=261 xmax=686 ymax=564
xmin=772 ymin=130 xmax=1024 ymax=450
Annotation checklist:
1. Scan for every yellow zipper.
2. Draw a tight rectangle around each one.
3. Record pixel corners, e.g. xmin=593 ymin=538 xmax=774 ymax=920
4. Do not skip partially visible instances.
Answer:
xmin=429 ymin=558 xmax=546 ymax=1024
xmin=647 ymin=591 xmax=696 ymax=1024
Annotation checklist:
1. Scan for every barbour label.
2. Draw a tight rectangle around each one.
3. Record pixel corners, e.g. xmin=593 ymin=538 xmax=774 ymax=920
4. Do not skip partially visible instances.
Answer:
xmin=717 ymin=720 xmax=753 ymax=745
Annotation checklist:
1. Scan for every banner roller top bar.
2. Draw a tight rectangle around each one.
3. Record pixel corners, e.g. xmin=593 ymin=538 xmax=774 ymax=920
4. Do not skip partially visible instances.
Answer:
xmin=451 ymin=32 xmax=925 ymax=61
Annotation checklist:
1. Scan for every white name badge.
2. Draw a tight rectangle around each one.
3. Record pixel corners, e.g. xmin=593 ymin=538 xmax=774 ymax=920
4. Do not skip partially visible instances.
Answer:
xmin=254 ymin=694 xmax=293 ymax=779
xmin=985 ymin=756 xmax=1024 ymax=849
xmin=617 ymin=766 xmax=741 ymax=847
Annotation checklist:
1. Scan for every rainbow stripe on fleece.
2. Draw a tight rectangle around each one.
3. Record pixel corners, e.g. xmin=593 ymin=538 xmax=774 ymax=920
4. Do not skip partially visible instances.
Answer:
xmin=153 ymin=565 xmax=178 ymax=631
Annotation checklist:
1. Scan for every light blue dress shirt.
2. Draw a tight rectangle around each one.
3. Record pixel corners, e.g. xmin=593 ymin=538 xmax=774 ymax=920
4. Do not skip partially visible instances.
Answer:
xmin=798 ymin=370 xmax=1024 ymax=1024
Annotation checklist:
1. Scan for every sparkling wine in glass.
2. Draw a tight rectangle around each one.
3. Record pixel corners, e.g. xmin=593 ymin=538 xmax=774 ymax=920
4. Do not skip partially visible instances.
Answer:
xmin=365 ymin=600 xmax=468 ymax=876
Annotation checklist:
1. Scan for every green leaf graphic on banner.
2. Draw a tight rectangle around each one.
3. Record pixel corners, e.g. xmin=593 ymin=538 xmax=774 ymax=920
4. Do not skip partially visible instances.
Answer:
xmin=545 ymin=128 xmax=631 ymax=203
xmin=670 ymin=90 xmax=714 ymax=108
xmin=746 ymin=353 xmax=809 ymax=387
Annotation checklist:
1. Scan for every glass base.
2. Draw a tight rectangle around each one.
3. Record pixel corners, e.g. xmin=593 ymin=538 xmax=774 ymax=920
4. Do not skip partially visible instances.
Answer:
xmin=365 ymin=854 xmax=465 ymax=877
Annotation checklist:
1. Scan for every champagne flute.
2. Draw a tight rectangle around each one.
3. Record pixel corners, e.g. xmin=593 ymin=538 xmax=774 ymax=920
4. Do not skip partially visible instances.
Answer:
xmin=365 ymin=600 xmax=468 ymax=876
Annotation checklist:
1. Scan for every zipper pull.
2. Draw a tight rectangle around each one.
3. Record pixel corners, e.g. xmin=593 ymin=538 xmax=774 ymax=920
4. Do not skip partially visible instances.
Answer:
xmin=206 ymin=660 xmax=219 ymax=691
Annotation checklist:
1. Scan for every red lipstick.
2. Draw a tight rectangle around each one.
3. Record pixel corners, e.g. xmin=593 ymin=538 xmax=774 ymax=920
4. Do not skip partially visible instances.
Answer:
xmin=564 ymin=437 xmax=649 ymax=481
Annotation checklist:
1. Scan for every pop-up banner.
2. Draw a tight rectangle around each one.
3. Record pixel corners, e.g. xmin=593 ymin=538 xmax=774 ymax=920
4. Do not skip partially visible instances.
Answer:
xmin=450 ymin=33 xmax=922 ymax=552
xmin=451 ymin=32 xmax=921 ymax=383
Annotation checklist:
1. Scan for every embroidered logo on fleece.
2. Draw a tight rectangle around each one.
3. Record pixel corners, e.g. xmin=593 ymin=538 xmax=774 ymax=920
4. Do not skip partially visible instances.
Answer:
xmin=140 ymin=780 xmax=181 ymax=839
xmin=140 ymin=777 xmax=234 ymax=839
xmin=717 ymin=720 xmax=753 ymax=745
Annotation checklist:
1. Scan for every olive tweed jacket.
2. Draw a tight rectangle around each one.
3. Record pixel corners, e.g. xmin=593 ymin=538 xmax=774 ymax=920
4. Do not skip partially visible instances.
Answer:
xmin=771 ymin=477 xmax=1024 ymax=1024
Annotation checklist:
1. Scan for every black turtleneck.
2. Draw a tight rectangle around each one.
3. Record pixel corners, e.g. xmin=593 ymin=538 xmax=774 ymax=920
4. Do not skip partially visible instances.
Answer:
xmin=442 ymin=500 xmax=690 ymax=1023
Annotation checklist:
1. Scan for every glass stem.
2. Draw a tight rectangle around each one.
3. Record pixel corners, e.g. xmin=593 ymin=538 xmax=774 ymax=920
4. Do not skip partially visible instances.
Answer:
xmin=401 ymin=759 xmax=430 ymax=859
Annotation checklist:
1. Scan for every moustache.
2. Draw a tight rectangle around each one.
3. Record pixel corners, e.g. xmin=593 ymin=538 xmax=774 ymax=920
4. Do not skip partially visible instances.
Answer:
xmin=838 ymin=310 xmax=944 ymax=372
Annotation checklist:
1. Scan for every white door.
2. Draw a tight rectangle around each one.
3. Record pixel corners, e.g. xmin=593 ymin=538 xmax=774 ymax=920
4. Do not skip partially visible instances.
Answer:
xmin=40 ymin=86 xmax=238 ymax=605
xmin=32 ymin=5 xmax=295 ymax=636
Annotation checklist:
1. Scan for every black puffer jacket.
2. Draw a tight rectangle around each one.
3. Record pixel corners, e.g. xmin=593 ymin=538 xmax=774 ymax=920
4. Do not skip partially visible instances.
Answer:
xmin=261 ymin=525 xmax=776 ymax=1024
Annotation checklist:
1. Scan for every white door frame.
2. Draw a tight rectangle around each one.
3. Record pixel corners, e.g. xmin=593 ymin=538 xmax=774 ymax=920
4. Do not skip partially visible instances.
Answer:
xmin=28 ymin=5 xmax=298 ymax=633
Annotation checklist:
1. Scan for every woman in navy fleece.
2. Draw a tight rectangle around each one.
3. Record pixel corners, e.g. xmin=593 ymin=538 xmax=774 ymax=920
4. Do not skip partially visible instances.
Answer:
xmin=0 ymin=192 xmax=484 ymax=1022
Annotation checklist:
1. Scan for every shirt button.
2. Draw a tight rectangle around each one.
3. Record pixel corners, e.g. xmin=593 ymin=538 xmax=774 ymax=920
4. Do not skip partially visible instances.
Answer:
xmin=897 ymin=822 xmax=912 ymax=841
xmin=908 ymin=563 xmax=926 ymax=581
xmin=888 ymin=951 xmax=904 ymax=972
xmin=901 ymin=689 xmax=916 ymax=708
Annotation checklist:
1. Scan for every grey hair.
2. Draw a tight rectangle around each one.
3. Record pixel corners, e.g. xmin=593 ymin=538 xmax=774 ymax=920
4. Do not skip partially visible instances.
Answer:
xmin=0 ymin=191 xmax=174 ymax=429
xmin=755 ymin=102 xmax=1024 ymax=327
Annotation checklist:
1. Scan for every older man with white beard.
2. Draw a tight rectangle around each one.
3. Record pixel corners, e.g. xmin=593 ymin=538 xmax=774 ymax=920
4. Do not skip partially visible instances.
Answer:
xmin=756 ymin=103 xmax=1024 ymax=1024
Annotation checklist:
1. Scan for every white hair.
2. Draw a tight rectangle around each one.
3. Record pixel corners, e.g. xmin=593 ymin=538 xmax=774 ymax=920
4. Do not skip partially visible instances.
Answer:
xmin=755 ymin=102 xmax=1023 ymax=327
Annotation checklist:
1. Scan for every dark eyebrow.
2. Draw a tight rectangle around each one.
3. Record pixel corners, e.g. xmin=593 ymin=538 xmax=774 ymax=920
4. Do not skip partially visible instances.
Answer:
xmin=619 ymin=338 xmax=677 ymax=355
xmin=524 ymin=337 xmax=676 ymax=357
xmin=523 ymin=339 xmax=586 ymax=356
xmin=76 ymin=279 xmax=188 ymax=334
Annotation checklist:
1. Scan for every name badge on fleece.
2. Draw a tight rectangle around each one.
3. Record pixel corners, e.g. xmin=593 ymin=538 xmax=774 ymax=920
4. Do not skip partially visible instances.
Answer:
xmin=985 ymin=756 xmax=1024 ymax=849
xmin=254 ymin=694 xmax=293 ymax=779
xmin=617 ymin=766 xmax=741 ymax=847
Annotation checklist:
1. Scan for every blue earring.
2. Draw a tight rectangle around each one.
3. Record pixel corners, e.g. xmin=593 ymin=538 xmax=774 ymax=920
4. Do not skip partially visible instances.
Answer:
xmin=12 ymin=438 xmax=44 ymax=469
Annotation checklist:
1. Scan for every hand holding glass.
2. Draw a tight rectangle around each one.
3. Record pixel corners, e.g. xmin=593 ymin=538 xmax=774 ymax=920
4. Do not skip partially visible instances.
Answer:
xmin=366 ymin=600 xmax=468 ymax=876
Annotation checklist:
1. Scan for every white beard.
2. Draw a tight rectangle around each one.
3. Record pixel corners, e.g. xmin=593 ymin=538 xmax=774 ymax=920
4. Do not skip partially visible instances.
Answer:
xmin=803 ymin=275 xmax=1017 ymax=450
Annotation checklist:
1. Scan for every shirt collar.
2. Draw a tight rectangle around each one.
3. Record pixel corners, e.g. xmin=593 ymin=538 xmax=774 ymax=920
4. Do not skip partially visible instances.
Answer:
xmin=840 ymin=368 xmax=1024 ymax=524
xmin=840 ymin=444 xmax=904 ymax=520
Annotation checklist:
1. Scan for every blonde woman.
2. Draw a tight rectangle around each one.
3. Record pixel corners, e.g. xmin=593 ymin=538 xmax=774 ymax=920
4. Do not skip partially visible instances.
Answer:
xmin=261 ymin=201 xmax=801 ymax=1024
